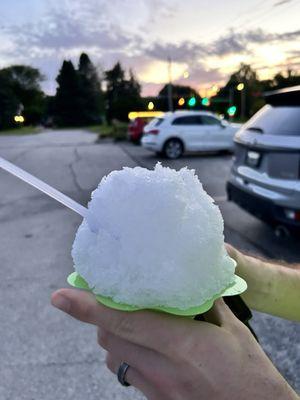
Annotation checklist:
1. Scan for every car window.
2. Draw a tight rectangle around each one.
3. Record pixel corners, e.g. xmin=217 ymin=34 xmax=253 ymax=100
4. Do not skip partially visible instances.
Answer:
xmin=244 ymin=105 xmax=300 ymax=136
xmin=172 ymin=116 xmax=203 ymax=125
xmin=149 ymin=117 xmax=164 ymax=127
xmin=201 ymin=116 xmax=221 ymax=125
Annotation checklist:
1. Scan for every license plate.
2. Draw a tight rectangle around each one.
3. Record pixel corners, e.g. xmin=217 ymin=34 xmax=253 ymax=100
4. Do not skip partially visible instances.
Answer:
xmin=246 ymin=151 xmax=261 ymax=167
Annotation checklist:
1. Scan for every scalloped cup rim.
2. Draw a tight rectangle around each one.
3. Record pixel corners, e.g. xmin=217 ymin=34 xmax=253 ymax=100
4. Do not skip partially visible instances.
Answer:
xmin=67 ymin=269 xmax=247 ymax=316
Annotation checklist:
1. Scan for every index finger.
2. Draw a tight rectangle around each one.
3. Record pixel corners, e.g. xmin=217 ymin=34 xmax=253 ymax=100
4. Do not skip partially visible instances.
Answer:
xmin=51 ymin=288 xmax=215 ymax=358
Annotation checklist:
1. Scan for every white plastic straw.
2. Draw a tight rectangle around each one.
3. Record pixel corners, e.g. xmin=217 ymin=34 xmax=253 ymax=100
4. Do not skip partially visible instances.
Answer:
xmin=0 ymin=156 xmax=89 ymax=218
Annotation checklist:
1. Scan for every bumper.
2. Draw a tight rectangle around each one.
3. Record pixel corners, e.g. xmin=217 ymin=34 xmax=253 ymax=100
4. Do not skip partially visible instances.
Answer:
xmin=128 ymin=131 xmax=142 ymax=142
xmin=227 ymin=181 xmax=300 ymax=227
xmin=141 ymin=136 xmax=161 ymax=152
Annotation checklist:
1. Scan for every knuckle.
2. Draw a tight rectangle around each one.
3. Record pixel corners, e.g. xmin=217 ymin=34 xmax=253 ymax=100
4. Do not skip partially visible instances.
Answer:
xmin=111 ymin=313 xmax=134 ymax=339
xmin=97 ymin=328 xmax=110 ymax=349
xmin=84 ymin=303 xmax=99 ymax=323
xmin=171 ymin=335 xmax=196 ymax=363
xmin=73 ymin=300 xmax=96 ymax=324
xmin=105 ymin=353 xmax=116 ymax=373
xmin=230 ymin=318 xmax=252 ymax=338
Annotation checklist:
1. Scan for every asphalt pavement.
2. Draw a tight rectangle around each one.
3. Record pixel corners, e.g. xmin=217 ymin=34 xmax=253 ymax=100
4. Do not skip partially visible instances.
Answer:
xmin=0 ymin=129 xmax=299 ymax=399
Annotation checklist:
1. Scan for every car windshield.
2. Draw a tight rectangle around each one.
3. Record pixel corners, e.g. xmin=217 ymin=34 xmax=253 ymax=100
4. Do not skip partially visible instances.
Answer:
xmin=244 ymin=105 xmax=300 ymax=136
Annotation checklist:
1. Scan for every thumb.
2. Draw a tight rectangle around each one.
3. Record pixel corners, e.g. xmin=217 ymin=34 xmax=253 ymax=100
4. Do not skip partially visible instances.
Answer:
xmin=51 ymin=288 xmax=106 ymax=326
xmin=203 ymin=298 xmax=240 ymax=329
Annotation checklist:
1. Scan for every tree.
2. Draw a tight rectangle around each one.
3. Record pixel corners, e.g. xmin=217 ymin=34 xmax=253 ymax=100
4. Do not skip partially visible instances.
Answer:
xmin=105 ymin=62 xmax=143 ymax=122
xmin=78 ymin=53 xmax=104 ymax=124
xmin=215 ymin=64 xmax=262 ymax=118
xmin=158 ymin=84 xmax=201 ymax=111
xmin=0 ymin=65 xmax=45 ymax=128
xmin=53 ymin=60 xmax=83 ymax=126
xmin=271 ymin=69 xmax=300 ymax=90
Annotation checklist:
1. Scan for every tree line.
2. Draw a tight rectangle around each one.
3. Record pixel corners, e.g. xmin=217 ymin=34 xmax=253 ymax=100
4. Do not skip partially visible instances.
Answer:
xmin=0 ymin=53 xmax=299 ymax=130
xmin=0 ymin=53 xmax=143 ymax=129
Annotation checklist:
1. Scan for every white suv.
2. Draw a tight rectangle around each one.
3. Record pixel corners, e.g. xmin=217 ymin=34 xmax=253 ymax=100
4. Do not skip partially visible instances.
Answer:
xmin=141 ymin=111 xmax=240 ymax=159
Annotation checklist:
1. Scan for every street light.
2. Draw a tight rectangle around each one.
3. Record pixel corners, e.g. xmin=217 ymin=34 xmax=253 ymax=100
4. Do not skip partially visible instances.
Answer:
xmin=14 ymin=115 xmax=25 ymax=123
xmin=148 ymin=101 xmax=154 ymax=110
xmin=236 ymin=83 xmax=245 ymax=91
xmin=183 ymin=71 xmax=189 ymax=79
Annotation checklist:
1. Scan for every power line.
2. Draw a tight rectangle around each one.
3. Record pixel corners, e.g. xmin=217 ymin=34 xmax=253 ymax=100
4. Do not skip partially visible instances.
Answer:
xmin=232 ymin=0 xmax=297 ymax=32
xmin=205 ymin=0 xmax=274 ymax=40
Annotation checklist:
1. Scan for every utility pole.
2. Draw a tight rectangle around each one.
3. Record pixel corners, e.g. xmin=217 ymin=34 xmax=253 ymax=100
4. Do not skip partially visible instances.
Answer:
xmin=241 ymin=88 xmax=246 ymax=120
xmin=167 ymin=56 xmax=173 ymax=112
xmin=229 ymin=87 xmax=234 ymax=107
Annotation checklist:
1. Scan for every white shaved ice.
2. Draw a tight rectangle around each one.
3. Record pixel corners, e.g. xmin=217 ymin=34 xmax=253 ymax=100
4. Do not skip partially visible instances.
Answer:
xmin=72 ymin=163 xmax=236 ymax=310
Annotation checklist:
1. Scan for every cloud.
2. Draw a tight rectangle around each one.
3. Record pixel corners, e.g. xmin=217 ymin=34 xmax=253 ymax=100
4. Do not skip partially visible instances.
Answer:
xmin=146 ymin=41 xmax=208 ymax=62
xmin=278 ymin=29 xmax=300 ymax=40
xmin=1 ymin=0 xmax=300 ymax=96
xmin=210 ymin=28 xmax=300 ymax=56
xmin=273 ymin=0 xmax=292 ymax=6
xmin=3 ymin=9 xmax=134 ymax=51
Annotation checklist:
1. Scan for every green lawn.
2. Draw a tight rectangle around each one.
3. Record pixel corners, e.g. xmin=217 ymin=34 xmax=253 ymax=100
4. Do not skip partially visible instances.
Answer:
xmin=87 ymin=122 xmax=128 ymax=141
xmin=0 ymin=126 xmax=39 ymax=136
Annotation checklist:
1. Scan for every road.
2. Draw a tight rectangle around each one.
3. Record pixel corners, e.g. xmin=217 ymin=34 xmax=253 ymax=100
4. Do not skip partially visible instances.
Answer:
xmin=0 ymin=129 xmax=299 ymax=400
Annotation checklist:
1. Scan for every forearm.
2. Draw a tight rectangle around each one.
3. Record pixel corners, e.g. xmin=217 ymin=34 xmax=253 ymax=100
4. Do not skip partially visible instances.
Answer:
xmin=227 ymin=245 xmax=300 ymax=321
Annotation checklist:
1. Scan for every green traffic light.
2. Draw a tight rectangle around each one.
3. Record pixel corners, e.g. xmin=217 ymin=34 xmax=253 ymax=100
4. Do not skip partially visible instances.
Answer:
xmin=201 ymin=97 xmax=210 ymax=106
xmin=227 ymin=105 xmax=237 ymax=116
xmin=188 ymin=97 xmax=196 ymax=107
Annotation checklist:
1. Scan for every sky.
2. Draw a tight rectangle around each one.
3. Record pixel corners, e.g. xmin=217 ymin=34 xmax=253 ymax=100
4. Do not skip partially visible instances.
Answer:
xmin=0 ymin=0 xmax=300 ymax=97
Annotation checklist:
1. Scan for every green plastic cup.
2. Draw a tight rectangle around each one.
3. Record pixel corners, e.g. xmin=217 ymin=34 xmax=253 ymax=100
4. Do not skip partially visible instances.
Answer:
xmin=67 ymin=261 xmax=247 ymax=317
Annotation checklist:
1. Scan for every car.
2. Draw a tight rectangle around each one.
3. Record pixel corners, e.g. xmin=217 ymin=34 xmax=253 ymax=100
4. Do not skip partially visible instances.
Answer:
xmin=128 ymin=117 xmax=153 ymax=143
xmin=227 ymin=85 xmax=300 ymax=234
xmin=141 ymin=111 xmax=241 ymax=159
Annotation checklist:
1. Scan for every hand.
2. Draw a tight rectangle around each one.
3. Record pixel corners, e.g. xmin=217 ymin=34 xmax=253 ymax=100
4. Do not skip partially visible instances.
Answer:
xmin=226 ymin=244 xmax=300 ymax=321
xmin=51 ymin=289 xmax=298 ymax=400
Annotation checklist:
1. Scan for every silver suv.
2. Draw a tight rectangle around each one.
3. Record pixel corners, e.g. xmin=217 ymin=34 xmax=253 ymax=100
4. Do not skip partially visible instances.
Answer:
xmin=227 ymin=86 xmax=300 ymax=232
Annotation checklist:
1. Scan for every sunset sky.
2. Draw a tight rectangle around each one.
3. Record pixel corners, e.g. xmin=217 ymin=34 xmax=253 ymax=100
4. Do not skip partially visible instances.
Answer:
xmin=1 ymin=0 xmax=300 ymax=96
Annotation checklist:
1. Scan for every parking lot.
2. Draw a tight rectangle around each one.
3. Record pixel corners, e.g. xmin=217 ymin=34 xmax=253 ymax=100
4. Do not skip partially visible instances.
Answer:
xmin=0 ymin=129 xmax=299 ymax=399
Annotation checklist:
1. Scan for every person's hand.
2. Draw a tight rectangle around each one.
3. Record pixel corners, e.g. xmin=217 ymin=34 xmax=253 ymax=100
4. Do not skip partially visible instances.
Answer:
xmin=51 ymin=289 xmax=298 ymax=400
xmin=226 ymin=244 xmax=300 ymax=321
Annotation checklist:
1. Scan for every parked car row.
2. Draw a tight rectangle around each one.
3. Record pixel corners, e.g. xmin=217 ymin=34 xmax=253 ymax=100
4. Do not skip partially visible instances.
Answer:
xmin=128 ymin=85 xmax=300 ymax=232
xmin=141 ymin=111 xmax=241 ymax=159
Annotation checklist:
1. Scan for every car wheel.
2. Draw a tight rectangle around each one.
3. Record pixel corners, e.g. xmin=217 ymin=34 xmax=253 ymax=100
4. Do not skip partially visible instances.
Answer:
xmin=163 ymin=139 xmax=183 ymax=159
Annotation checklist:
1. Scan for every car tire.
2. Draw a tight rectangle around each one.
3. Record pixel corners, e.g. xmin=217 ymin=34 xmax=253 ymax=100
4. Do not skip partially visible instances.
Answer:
xmin=163 ymin=139 xmax=183 ymax=159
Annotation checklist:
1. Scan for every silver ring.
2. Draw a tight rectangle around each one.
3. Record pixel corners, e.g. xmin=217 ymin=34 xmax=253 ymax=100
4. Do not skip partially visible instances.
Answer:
xmin=117 ymin=362 xmax=131 ymax=387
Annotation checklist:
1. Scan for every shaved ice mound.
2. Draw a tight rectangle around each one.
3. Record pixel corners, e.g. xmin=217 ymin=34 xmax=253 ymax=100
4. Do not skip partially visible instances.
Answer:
xmin=72 ymin=163 xmax=236 ymax=310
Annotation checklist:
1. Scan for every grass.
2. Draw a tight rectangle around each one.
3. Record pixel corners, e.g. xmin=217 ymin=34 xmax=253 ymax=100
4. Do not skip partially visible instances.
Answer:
xmin=0 ymin=126 xmax=39 ymax=136
xmin=0 ymin=122 xmax=129 ymax=140
xmin=88 ymin=122 xmax=128 ymax=141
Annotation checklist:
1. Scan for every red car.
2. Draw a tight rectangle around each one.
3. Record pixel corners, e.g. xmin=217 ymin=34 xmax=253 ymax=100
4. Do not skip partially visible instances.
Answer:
xmin=128 ymin=117 xmax=151 ymax=143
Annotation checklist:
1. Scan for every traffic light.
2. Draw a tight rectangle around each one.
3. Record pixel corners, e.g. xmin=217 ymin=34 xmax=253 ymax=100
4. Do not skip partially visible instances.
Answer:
xmin=188 ymin=97 xmax=196 ymax=107
xmin=178 ymin=97 xmax=185 ymax=106
xmin=227 ymin=105 xmax=237 ymax=117
xmin=201 ymin=97 xmax=210 ymax=106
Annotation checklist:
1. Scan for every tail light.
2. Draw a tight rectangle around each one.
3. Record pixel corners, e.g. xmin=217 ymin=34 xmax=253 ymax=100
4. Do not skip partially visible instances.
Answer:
xmin=148 ymin=129 xmax=160 ymax=135
xmin=284 ymin=209 xmax=300 ymax=221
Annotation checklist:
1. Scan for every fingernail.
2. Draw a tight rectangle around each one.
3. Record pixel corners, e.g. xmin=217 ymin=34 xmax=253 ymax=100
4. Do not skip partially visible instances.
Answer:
xmin=52 ymin=294 xmax=71 ymax=312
